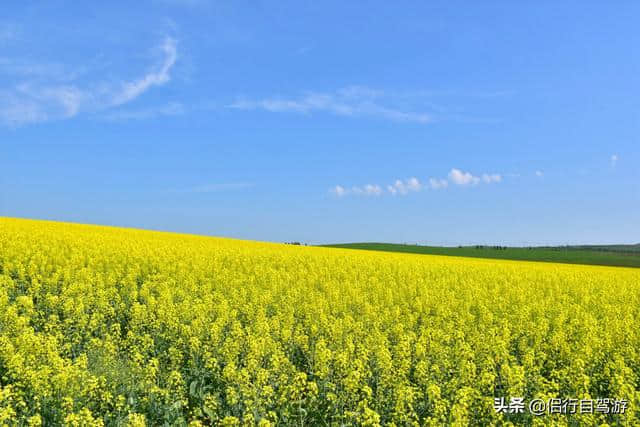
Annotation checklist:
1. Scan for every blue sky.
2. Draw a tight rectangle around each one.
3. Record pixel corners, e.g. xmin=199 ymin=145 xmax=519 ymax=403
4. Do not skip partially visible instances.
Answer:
xmin=1 ymin=1 xmax=638 ymax=245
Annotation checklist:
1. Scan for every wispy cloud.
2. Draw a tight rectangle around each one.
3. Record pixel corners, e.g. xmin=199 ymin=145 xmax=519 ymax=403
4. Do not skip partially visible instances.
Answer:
xmin=229 ymin=85 xmax=509 ymax=124
xmin=229 ymin=86 xmax=433 ymax=124
xmin=0 ymin=57 xmax=87 ymax=81
xmin=331 ymin=168 xmax=502 ymax=198
xmin=387 ymin=177 xmax=422 ymax=195
xmin=0 ymin=37 xmax=178 ymax=126
xmin=429 ymin=178 xmax=449 ymax=190
xmin=448 ymin=168 xmax=480 ymax=186
xmin=447 ymin=169 xmax=502 ymax=186
xmin=357 ymin=184 xmax=384 ymax=196
xmin=101 ymin=102 xmax=185 ymax=121
xmin=481 ymin=173 xmax=502 ymax=184
xmin=111 ymin=37 xmax=177 ymax=106
xmin=610 ymin=154 xmax=618 ymax=168
xmin=535 ymin=170 xmax=544 ymax=177
xmin=331 ymin=183 xmax=383 ymax=197
xmin=331 ymin=185 xmax=347 ymax=197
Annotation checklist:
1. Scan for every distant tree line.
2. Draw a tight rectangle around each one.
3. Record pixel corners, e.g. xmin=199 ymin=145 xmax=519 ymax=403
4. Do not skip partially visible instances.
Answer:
xmin=470 ymin=245 xmax=510 ymax=250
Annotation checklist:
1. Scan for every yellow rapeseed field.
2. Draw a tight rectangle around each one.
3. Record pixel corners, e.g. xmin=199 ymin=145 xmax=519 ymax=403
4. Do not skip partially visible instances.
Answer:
xmin=0 ymin=217 xmax=639 ymax=426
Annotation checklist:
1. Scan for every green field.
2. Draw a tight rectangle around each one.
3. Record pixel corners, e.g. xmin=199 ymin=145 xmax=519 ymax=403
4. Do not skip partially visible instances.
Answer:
xmin=321 ymin=242 xmax=640 ymax=268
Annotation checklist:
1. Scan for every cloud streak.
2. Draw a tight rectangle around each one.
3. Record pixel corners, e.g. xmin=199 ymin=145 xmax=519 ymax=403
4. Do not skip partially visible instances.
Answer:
xmin=111 ymin=37 xmax=177 ymax=106
xmin=331 ymin=168 xmax=502 ymax=198
xmin=0 ymin=37 xmax=178 ymax=126
xmin=100 ymin=102 xmax=185 ymax=121
xmin=229 ymin=86 xmax=433 ymax=124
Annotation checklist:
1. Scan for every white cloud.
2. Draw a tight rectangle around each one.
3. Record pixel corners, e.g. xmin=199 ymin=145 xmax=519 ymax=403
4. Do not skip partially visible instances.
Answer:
xmin=364 ymin=184 xmax=383 ymax=196
xmin=481 ymin=173 xmax=502 ymax=184
xmin=332 ymin=169 xmax=502 ymax=198
xmin=448 ymin=169 xmax=502 ymax=186
xmin=448 ymin=168 xmax=480 ymax=186
xmin=535 ymin=170 xmax=543 ymax=177
xmin=330 ymin=184 xmax=382 ymax=197
xmin=429 ymin=178 xmax=448 ymax=189
xmin=0 ymin=83 xmax=88 ymax=125
xmin=0 ymin=96 xmax=47 ymax=125
xmin=0 ymin=37 xmax=178 ymax=126
xmin=388 ymin=180 xmax=406 ymax=195
xmin=611 ymin=154 xmax=618 ymax=167
xmin=111 ymin=37 xmax=177 ymax=106
xmin=387 ymin=177 xmax=422 ymax=195
xmin=352 ymin=184 xmax=383 ymax=196
xmin=31 ymin=85 xmax=86 ymax=118
xmin=330 ymin=185 xmax=347 ymax=197
xmin=229 ymin=86 xmax=433 ymax=124
xmin=406 ymin=177 xmax=422 ymax=191
xmin=229 ymin=86 xmax=509 ymax=124
xmin=335 ymin=177 xmax=431 ymax=197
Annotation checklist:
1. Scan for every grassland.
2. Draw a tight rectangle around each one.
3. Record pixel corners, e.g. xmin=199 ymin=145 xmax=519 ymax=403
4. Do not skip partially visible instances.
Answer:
xmin=322 ymin=242 xmax=640 ymax=268
xmin=1 ymin=217 xmax=640 ymax=425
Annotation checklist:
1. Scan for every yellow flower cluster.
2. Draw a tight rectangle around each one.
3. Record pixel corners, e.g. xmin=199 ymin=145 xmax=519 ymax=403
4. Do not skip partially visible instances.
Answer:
xmin=0 ymin=217 xmax=639 ymax=425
